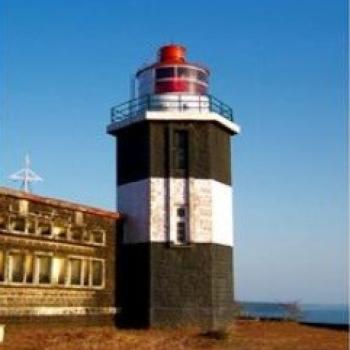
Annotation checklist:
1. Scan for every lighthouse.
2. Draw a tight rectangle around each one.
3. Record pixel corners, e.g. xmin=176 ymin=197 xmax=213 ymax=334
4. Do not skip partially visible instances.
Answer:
xmin=107 ymin=45 xmax=240 ymax=328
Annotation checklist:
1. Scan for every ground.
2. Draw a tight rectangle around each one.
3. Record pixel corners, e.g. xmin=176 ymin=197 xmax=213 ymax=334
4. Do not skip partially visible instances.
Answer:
xmin=0 ymin=320 xmax=348 ymax=350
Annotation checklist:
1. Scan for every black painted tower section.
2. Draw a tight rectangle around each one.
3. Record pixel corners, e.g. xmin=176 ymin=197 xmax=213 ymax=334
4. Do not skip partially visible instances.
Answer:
xmin=111 ymin=119 xmax=235 ymax=328
xmin=117 ymin=121 xmax=232 ymax=185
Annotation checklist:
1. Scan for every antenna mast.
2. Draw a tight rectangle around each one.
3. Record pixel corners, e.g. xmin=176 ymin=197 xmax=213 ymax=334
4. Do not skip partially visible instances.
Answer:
xmin=9 ymin=155 xmax=43 ymax=193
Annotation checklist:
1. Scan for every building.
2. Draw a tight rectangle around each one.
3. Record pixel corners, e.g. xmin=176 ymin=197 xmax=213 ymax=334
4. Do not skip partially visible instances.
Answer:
xmin=0 ymin=187 xmax=120 ymax=325
xmin=108 ymin=45 xmax=240 ymax=328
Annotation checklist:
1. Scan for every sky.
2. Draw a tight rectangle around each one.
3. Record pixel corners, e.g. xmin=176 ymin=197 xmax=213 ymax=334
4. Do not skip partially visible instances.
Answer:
xmin=1 ymin=0 xmax=348 ymax=304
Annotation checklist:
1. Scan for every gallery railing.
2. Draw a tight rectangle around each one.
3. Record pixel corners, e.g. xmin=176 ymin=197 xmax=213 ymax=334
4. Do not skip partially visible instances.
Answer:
xmin=110 ymin=94 xmax=234 ymax=123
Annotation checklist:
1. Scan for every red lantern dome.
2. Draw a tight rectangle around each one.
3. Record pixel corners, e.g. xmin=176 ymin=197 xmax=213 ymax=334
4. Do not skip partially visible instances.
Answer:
xmin=136 ymin=44 xmax=209 ymax=96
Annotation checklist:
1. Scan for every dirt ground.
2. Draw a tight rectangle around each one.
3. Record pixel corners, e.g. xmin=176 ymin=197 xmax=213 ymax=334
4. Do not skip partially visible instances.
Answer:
xmin=0 ymin=320 xmax=348 ymax=350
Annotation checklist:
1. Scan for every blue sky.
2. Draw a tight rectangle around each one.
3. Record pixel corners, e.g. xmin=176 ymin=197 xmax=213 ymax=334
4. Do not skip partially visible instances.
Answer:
xmin=1 ymin=0 xmax=348 ymax=304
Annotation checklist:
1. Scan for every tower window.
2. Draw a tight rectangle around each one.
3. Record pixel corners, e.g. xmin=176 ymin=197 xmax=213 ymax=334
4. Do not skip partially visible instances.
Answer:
xmin=176 ymin=222 xmax=186 ymax=244
xmin=177 ymin=207 xmax=186 ymax=217
xmin=175 ymin=206 xmax=189 ymax=245
xmin=173 ymin=130 xmax=189 ymax=173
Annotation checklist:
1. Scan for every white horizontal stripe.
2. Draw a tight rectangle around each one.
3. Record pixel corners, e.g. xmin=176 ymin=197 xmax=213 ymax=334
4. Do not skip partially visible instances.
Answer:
xmin=107 ymin=110 xmax=241 ymax=134
xmin=118 ymin=178 xmax=234 ymax=246
xmin=0 ymin=307 xmax=117 ymax=317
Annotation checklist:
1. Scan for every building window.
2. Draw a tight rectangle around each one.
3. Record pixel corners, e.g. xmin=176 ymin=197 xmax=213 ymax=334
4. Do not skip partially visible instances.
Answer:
xmin=91 ymin=230 xmax=105 ymax=244
xmin=52 ymin=226 xmax=67 ymax=240
xmin=9 ymin=217 xmax=26 ymax=232
xmin=83 ymin=230 xmax=90 ymax=242
xmin=18 ymin=200 xmax=29 ymax=215
xmin=0 ymin=216 xmax=7 ymax=230
xmin=38 ymin=223 xmax=51 ymax=237
xmin=27 ymin=220 xmax=36 ymax=234
xmin=92 ymin=260 xmax=103 ymax=287
xmin=173 ymin=130 xmax=189 ymax=173
xmin=0 ymin=251 xmax=4 ymax=282
xmin=69 ymin=258 xmax=82 ymax=286
xmin=24 ymin=255 xmax=34 ymax=283
xmin=83 ymin=260 xmax=90 ymax=286
xmin=52 ymin=257 xmax=67 ymax=285
xmin=37 ymin=255 xmax=52 ymax=284
xmin=71 ymin=227 xmax=83 ymax=241
xmin=2 ymin=215 xmax=107 ymax=247
xmin=9 ymin=253 xmax=24 ymax=283
xmin=175 ymin=206 xmax=189 ymax=244
xmin=74 ymin=212 xmax=84 ymax=226
xmin=0 ymin=250 xmax=104 ymax=289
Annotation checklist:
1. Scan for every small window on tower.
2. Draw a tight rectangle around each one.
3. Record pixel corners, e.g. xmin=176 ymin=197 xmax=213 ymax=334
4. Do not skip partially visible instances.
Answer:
xmin=173 ymin=130 xmax=189 ymax=173
xmin=176 ymin=222 xmax=186 ymax=244
xmin=175 ymin=206 xmax=189 ymax=245
xmin=177 ymin=207 xmax=186 ymax=217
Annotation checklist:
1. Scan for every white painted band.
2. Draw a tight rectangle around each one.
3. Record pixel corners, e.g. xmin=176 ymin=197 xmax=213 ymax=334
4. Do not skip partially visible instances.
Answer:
xmin=118 ymin=178 xmax=234 ymax=246
xmin=0 ymin=306 xmax=118 ymax=317
xmin=107 ymin=110 xmax=241 ymax=134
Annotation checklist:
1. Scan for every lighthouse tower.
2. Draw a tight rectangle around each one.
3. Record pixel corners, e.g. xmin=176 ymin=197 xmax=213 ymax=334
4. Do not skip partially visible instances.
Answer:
xmin=107 ymin=45 xmax=240 ymax=328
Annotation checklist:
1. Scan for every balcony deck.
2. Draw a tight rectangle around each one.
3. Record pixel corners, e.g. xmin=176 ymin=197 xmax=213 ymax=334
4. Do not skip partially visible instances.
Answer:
xmin=110 ymin=94 xmax=235 ymax=123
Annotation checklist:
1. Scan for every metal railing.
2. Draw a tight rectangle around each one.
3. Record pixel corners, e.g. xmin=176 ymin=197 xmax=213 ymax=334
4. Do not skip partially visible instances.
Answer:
xmin=110 ymin=94 xmax=234 ymax=123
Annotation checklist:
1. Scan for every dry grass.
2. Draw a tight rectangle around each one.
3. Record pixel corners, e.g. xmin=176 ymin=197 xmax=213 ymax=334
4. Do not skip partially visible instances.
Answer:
xmin=0 ymin=320 xmax=348 ymax=350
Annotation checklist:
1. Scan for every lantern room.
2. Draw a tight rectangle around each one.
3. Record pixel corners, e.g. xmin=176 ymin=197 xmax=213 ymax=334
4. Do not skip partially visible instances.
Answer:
xmin=136 ymin=45 xmax=210 ymax=97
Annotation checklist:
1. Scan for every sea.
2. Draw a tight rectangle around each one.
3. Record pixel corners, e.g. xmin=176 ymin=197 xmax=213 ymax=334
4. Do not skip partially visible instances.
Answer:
xmin=239 ymin=302 xmax=349 ymax=326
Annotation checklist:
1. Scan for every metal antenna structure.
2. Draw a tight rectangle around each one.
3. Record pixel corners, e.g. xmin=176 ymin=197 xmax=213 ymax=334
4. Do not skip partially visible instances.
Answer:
xmin=9 ymin=154 xmax=43 ymax=193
